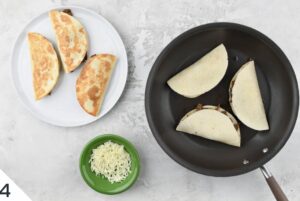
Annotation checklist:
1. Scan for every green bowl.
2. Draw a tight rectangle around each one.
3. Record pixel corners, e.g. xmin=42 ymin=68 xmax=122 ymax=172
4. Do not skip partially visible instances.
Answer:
xmin=80 ymin=134 xmax=140 ymax=195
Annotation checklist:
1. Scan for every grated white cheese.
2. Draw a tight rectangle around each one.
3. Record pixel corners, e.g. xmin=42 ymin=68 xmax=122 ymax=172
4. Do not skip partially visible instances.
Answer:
xmin=89 ymin=141 xmax=131 ymax=183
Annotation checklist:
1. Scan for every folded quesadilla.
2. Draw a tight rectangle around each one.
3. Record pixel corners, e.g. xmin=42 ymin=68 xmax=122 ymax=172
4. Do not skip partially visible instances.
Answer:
xmin=49 ymin=9 xmax=88 ymax=73
xmin=176 ymin=105 xmax=241 ymax=147
xmin=229 ymin=61 xmax=269 ymax=131
xmin=76 ymin=54 xmax=117 ymax=116
xmin=27 ymin=32 xmax=59 ymax=100
xmin=167 ymin=44 xmax=228 ymax=98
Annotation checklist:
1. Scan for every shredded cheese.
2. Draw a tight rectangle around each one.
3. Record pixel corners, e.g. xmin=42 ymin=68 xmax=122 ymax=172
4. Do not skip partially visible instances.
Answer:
xmin=89 ymin=141 xmax=131 ymax=183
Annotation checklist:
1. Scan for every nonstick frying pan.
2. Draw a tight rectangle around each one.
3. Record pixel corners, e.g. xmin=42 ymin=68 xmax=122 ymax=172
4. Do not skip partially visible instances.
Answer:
xmin=145 ymin=23 xmax=299 ymax=200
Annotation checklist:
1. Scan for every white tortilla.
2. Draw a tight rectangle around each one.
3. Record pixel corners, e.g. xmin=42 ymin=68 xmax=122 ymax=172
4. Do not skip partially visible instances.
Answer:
xmin=167 ymin=44 xmax=228 ymax=98
xmin=176 ymin=105 xmax=241 ymax=147
xmin=229 ymin=61 xmax=269 ymax=131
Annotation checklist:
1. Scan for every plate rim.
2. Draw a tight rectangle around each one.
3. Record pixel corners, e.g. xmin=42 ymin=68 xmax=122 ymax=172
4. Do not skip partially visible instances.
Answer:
xmin=145 ymin=22 xmax=299 ymax=176
xmin=10 ymin=5 xmax=128 ymax=127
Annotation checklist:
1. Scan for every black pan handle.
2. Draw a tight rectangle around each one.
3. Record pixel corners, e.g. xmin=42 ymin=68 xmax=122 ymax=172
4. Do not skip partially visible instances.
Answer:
xmin=260 ymin=166 xmax=289 ymax=201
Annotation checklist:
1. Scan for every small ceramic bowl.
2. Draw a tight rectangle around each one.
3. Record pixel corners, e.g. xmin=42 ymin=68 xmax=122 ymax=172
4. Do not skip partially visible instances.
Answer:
xmin=80 ymin=134 xmax=140 ymax=194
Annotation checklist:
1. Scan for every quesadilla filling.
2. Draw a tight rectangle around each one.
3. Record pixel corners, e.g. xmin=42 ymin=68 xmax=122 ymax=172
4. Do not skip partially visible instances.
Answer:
xmin=229 ymin=58 xmax=253 ymax=104
xmin=62 ymin=9 xmax=73 ymax=16
xmin=228 ymin=77 xmax=236 ymax=104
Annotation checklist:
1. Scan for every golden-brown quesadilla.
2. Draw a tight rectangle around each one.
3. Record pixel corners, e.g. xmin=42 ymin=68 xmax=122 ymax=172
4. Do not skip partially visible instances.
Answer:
xmin=27 ymin=32 xmax=59 ymax=100
xmin=49 ymin=9 xmax=88 ymax=73
xmin=76 ymin=54 xmax=117 ymax=116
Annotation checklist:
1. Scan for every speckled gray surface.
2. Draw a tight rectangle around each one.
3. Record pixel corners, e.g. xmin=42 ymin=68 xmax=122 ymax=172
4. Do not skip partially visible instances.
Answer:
xmin=0 ymin=0 xmax=300 ymax=200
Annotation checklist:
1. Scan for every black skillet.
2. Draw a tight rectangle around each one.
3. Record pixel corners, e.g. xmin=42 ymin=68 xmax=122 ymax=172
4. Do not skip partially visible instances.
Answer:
xmin=145 ymin=23 xmax=299 ymax=201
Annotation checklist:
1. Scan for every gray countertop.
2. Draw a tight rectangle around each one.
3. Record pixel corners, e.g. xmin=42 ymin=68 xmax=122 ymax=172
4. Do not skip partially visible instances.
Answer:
xmin=0 ymin=0 xmax=299 ymax=200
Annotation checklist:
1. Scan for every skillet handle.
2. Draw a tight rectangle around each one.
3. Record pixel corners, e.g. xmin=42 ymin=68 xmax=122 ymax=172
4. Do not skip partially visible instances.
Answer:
xmin=260 ymin=166 xmax=289 ymax=201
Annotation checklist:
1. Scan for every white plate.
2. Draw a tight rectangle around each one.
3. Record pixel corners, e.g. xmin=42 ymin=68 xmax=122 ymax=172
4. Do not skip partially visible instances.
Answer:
xmin=11 ymin=6 xmax=128 ymax=127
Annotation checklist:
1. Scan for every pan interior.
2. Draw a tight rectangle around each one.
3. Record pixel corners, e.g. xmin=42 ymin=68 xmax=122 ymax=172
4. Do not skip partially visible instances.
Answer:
xmin=145 ymin=23 xmax=298 ymax=176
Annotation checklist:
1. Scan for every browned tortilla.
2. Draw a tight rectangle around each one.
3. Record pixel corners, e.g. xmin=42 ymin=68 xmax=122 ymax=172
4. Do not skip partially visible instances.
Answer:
xmin=76 ymin=54 xmax=117 ymax=116
xmin=27 ymin=32 xmax=60 ymax=100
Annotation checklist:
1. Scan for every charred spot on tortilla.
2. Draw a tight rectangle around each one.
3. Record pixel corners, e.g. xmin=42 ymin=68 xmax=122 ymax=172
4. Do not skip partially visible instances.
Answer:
xmin=62 ymin=9 xmax=73 ymax=16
